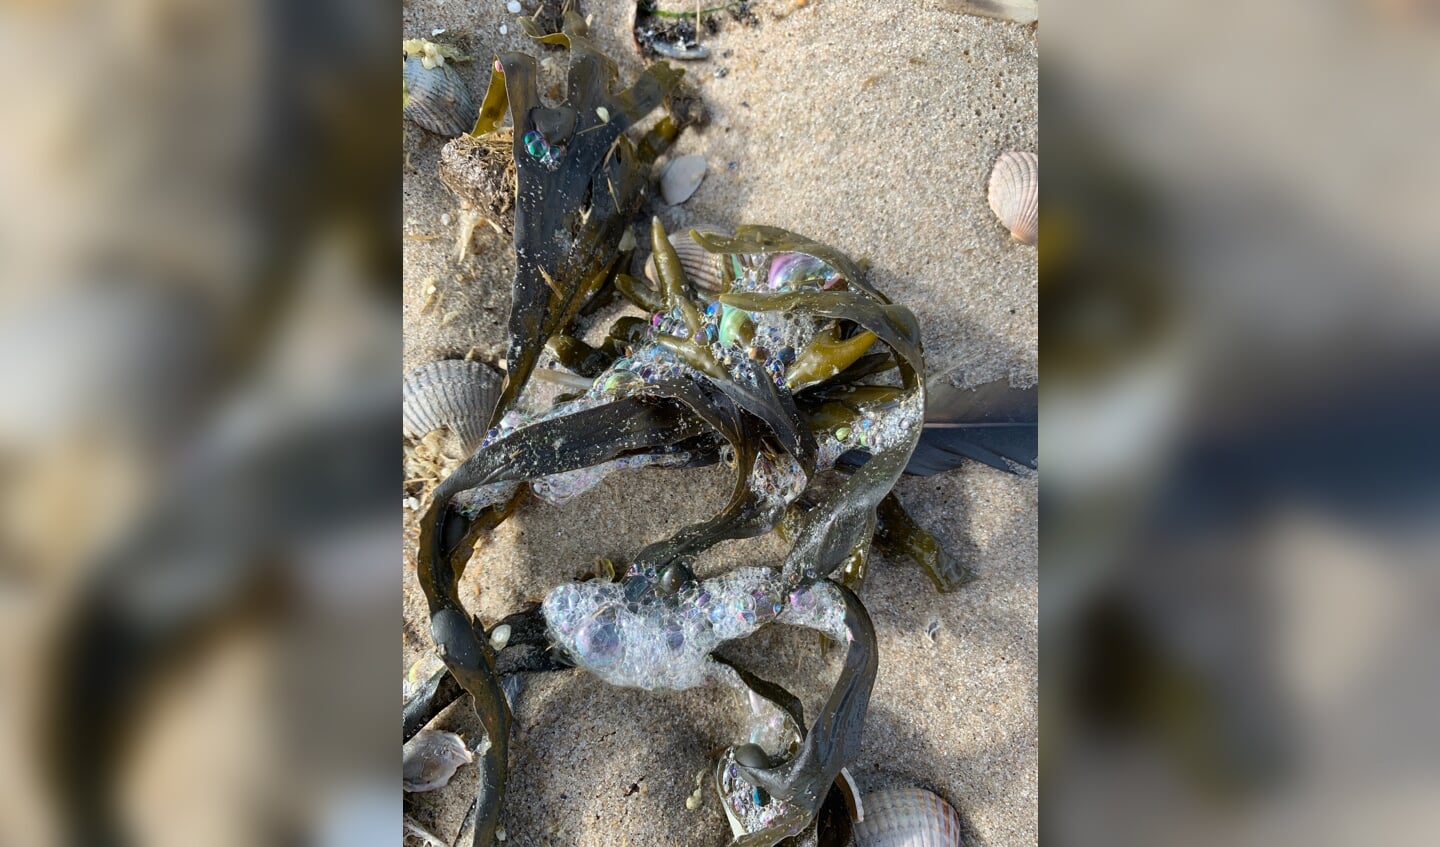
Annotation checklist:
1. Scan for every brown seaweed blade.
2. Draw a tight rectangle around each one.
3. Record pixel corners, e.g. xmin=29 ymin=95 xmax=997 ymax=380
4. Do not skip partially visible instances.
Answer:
xmin=733 ymin=583 xmax=879 ymax=844
xmin=719 ymin=288 xmax=926 ymax=583
xmin=874 ymin=491 xmax=977 ymax=592
xmin=478 ymin=13 xmax=685 ymax=428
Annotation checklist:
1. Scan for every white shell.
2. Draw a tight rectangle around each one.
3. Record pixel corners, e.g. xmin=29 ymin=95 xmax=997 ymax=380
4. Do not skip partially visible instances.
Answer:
xmin=402 ymin=360 xmax=500 ymax=451
xmin=643 ymin=226 xmax=728 ymax=292
xmin=402 ymin=730 xmax=474 ymax=792
xmin=660 ymin=154 xmax=707 ymax=205
xmin=853 ymin=788 xmax=964 ymax=847
xmin=944 ymin=0 xmax=1038 ymax=25
xmin=987 ymin=150 xmax=1038 ymax=245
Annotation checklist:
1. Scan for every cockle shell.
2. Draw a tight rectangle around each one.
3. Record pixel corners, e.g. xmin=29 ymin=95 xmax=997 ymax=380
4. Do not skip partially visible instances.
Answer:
xmin=642 ymin=225 xmax=728 ymax=292
xmin=660 ymin=154 xmax=707 ymax=205
xmin=852 ymin=788 xmax=965 ymax=847
xmin=987 ymin=150 xmax=1038 ymax=245
xmin=404 ymin=56 xmax=478 ymax=137
xmin=402 ymin=359 xmax=500 ymax=451
xmin=402 ymin=730 xmax=474 ymax=792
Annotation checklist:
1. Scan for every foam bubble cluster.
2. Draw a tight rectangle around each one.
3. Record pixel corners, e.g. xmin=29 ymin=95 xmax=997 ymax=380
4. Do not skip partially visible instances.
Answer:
xmin=543 ymin=567 xmax=788 ymax=691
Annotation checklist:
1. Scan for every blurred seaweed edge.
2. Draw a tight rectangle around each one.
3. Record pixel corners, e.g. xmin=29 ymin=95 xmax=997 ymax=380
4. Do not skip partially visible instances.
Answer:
xmin=3 ymin=0 xmax=397 ymax=845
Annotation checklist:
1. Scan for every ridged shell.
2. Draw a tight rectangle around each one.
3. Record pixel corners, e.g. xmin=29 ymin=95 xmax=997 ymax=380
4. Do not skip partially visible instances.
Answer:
xmin=402 ymin=360 xmax=499 ymax=451
xmin=853 ymin=788 xmax=964 ymax=847
xmin=660 ymin=154 xmax=707 ymax=205
xmin=987 ymin=150 xmax=1038 ymax=245
xmin=404 ymin=56 xmax=478 ymax=137
xmin=402 ymin=729 xmax=474 ymax=792
xmin=643 ymin=226 xmax=727 ymax=292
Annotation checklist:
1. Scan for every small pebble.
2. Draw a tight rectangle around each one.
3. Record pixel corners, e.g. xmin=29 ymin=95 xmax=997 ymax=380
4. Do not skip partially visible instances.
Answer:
xmin=440 ymin=212 xmax=451 ymax=225
xmin=431 ymin=27 xmax=446 ymax=36
xmin=489 ymin=623 xmax=512 ymax=651
xmin=506 ymin=0 xmax=521 ymax=12
xmin=499 ymin=23 xmax=508 ymax=34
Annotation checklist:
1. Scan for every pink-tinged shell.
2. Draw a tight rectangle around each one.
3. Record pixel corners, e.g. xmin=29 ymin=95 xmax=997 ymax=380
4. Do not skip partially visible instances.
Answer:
xmin=402 ymin=359 xmax=500 ymax=451
xmin=987 ymin=150 xmax=1038 ymax=245
xmin=642 ymin=226 xmax=728 ymax=292
xmin=852 ymin=788 xmax=965 ymax=847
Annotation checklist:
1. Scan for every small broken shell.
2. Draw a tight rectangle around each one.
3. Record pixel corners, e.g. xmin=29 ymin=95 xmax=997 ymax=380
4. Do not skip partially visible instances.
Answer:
xmin=942 ymin=0 xmax=1039 ymax=25
xmin=651 ymin=40 xmax=711 ymax=61
xmin=404 ymin=56 xmax=478 ymax=137
xmin=642 ymin=225 xmax=728 ymax=292
xmin=660 ymin=154 xmax=707 ymax=205
xmin=402 ymin=730 xmax=474 ymax=792
xmin=402 ymin=360 xmax=500 ymax=451
xmin=986 ymin=150 xmax=1038 ymax=245
xmin=852 ymin=788 xmax=964 ymax=847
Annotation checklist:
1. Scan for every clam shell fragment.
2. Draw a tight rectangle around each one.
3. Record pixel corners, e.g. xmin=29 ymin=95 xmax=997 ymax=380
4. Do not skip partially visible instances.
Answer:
xmin=404 ymin=56 xmax=478 ymax=137
xmin=986 ymin=150 xmax=1038 ymax=245
xmin=402 ymin=359 xmax=500 ymax=451
xmin=852 ymin=788 xmax=964 ymax=847
xmin=660 ymin=154 xmax=707 ymax=205
xmin=402 ymin=729 xmax=474 ymax=792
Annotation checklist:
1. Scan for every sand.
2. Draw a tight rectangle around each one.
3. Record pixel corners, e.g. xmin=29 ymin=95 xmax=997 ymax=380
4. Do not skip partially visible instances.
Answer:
xmin=402 ymin=1 xmax=1036 ymax=844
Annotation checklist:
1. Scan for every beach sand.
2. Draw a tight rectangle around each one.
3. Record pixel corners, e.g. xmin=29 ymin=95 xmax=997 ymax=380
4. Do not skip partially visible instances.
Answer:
xmin=403 ymin=1 xmax=1036 ymax=844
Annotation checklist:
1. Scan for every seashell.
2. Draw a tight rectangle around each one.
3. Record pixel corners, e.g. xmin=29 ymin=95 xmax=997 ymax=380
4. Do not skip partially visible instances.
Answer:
xmin=402 ymin=359 xmax=500 ymax=451
xmin=852 ymin=788 xmax=965 ymax=847
xmin=660 ymin=154 xmax=707 ymax=205
xmin=402 ymin=729 xmax=474 ymax=792
xmin=651 ymin=40 xmax=711 ymax=61
xmin=941 ymin=0 xmax=1039 ymax=25
xmin=631 ymin=0 xmax=716 ymax=62
xmin=642 ymin=226 xmax=729 ymax=292
xmin=404 ymin=56 xmax=478 ymax=137
xmin=986 ymin=150 xmax=1038 ymax=245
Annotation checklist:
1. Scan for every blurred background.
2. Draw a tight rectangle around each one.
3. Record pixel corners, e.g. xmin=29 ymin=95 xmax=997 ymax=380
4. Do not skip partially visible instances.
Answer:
xmin=0 ymin=1 xmax=396 ymax=845
xmin=3 ymin=0 xmax=1439 ymax=845
xmin=1043 ymin=1 xmax=1440 ymax=845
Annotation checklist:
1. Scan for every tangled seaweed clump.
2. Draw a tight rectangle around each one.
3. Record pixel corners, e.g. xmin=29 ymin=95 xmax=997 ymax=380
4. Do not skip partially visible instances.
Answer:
xmin=405 ymin=12 xmax=1035 ymax=847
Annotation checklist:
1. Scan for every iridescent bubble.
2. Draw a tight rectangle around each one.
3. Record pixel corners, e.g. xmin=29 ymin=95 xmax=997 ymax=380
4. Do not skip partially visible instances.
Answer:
xmin=523 ymin=130 xmax=548 ymax=159
xmin=662 ymin=621 xmax=686 ymax=651
xmin=751 ymin=588 xmax=781 ymax=623
xmin=788 ymin=586 xmax=815 ymax=612
xmin=764 ymin=253 xmax=841 ymax=291
xmin=576 ymin=610 xmax=623 ymax=669
xmin=545 ymin=583 xmax=584 ymax=628
xmin=734 ymin=593 xmax=757 ymax=625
